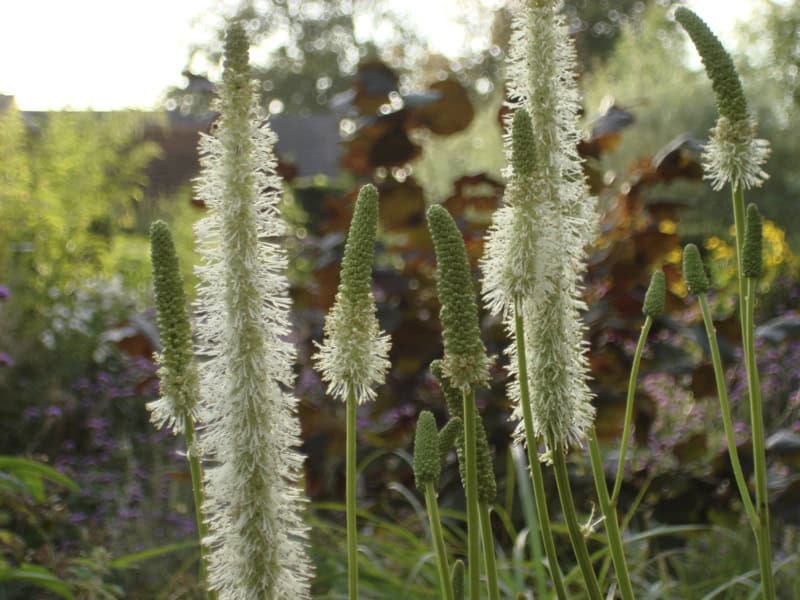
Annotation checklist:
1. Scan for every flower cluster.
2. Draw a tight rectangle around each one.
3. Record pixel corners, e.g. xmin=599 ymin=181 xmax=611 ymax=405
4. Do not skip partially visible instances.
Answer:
xmin=482 ymin=0 xmax=596 ymax=449
xmin=193 ymin=24 xmax=311 ymax=599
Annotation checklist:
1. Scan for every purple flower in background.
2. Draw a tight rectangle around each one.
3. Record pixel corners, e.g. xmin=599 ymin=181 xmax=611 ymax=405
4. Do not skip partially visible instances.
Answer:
xmin=0 ymin=353 xmax=14 ymax=368
xmin=0 ymin=285 xmax=9 ymax=300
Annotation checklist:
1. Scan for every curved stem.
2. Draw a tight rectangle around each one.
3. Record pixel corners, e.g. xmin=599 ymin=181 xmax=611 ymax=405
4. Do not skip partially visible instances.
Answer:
xmin=587 ymin=429 xmax=635 ymax=600
xmin=514 ymin=304 xmax=568 ymax=600
xmin=462 ymin=389 xmax=481 ymax=600
xmin=478 ymin=501 xmax=501 ymax=600
xmin=697 ymin=295 xmax=758 ymax=529
xmin=745 ymin=278 xmax=775 ymax=600
xmin=550 ymin=443 xmax=603 ymax=600
xmin=611 ymin=316 xmax=652 ymax=504
xmin=425 ymin=483 xmax=455 ymax=600
xmin=184 ymin=415 xmax=215 ymax=599
xmin=346 ymin=389 xmax=359 ymax=600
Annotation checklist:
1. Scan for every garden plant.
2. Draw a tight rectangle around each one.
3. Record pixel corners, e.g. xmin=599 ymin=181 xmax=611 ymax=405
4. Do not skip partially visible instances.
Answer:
xmin=3 ymin=1 xmax=800 ymax=599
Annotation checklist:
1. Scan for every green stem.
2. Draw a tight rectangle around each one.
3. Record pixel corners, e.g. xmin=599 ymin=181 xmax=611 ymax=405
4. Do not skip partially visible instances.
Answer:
xmin=732 ymin=184 xmax=775 ymax=599
xmin=611 ymin=316 xmax=652 ymax=504
xmin=550 ymin=444 xmax=603 ymax=600
xmin=514 ymin=304 xmax=568 ymax=600
xmin=511 ymin=445 xmax=548 ymax=600
xmin=745 ymin=278 xmax=775 ymax=600
xmin=732 ymin=185 xmax=749 ymax=347
xmin=346 ymin=389 xmax=359 ymax=600
xmin=425 ymin=483 xmax=455 ymax=600
xmin=587 ymin=429 xmax=635 ymax=600
xmin=696 ymin=295 xmax=758 ymax=529
xmin=478 ymin=501 xmax=501 ymax=600
xmin=462 ymin=389 xmax=481 ymax=600
xmin=184 ymin=415 xmax=215 ymax=600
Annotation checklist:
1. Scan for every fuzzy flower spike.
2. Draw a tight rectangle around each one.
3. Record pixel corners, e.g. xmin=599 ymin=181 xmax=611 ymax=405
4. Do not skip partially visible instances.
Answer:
xmin=314 ymin=184 xmax=390 ymax=402
xmin=193 ymin=23 xmax=311 ymax=599
xmin=675 ymin=7 xmax=769 ymax=191
xmin=482 ymin=0 xmax=596 ymax=450
xmin=147 ymin=220 xmax=199 ymax=434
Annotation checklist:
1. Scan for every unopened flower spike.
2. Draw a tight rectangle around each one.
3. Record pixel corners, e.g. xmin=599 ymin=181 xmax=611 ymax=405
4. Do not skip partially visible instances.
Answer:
xmin=743 ymin=203 xmax=763 ymax=279
xmin=314 ymin=184 xmax=391 ymax=402
xmin=643 ymin=269 xmax=666 ymax=318
xmin=147 ymin=220 xmax=199 ymax=434
xmin=414 ymin=411 xmax=442 ymax=489
xmin=427 ymin=204 xmax=491 ymax=390
xmin=430 ymin=360 xmax=496 ymax=502
xmin=193 ymin=22 xmax=311 ymax=599
xmin=675 ymin=6 xmax=769 ymax=191
xmin=438 ymin=417 xmax=463 ymax=464
xmin=682 ymin=244 xmax=710 ymax=295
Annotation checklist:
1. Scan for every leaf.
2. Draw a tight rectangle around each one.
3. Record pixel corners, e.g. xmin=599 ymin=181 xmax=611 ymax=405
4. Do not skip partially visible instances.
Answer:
xmin=109 ymin=541 xmax=198 ymax=570
xmin=0 ymin=457 xmax=79 ymax=501
xmin=0 ymin=564 xmax=75 ymax=599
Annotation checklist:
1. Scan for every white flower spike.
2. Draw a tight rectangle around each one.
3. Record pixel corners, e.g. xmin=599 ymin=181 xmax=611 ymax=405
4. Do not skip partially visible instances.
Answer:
xmin=193 ymin=23 xmax=312 ymax=599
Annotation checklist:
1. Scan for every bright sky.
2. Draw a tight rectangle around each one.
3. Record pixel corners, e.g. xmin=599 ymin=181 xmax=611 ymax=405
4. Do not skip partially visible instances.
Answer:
xmin=0 ymin=0 xmax=760 ymax=111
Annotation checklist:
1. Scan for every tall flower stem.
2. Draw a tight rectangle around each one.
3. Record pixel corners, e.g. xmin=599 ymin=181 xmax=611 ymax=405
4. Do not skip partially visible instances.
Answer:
xmin=478 ymin=501 xmax=500 ymax=600
xmin=611 ymin=316 xmax=651 ymax=504
xmin=514 ymin=304 xmax=567 ymax=600
xmin=696 ymin=295 xmax=758 ymax=529
xmin=183 ymin=416 xmax=213 ymax=598
xmin=549 ymin=443 xmax=603 ymax=600
xmin=586 ymin=429 xmax=634 ymax=600
xmin=730 ymin=187 xmax=775 ymax=599
xmin=425 ymin=484 xmax=455 ymax=600
xmin=462 ymin=390 xmax=481 ymax=600
xmin=346 ymin=388 xmax=359 ymax=599
xmin=744 ymin=277 xmax=775 ymax=600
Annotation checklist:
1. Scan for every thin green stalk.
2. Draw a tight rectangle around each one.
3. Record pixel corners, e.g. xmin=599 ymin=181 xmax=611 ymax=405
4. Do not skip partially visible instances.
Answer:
xmin=514 ymin=304 xmax=568 ymax=600
xmin=696 ymin=295 xmax=758 ymax=529
xmin=745 ymin=278 xmax=775 ymax=600
xmin=183 ymin=416 xmax=214 ymax=599
xmin=587 ymin=429 xmax=635 ymax=600
xmin=732 ymin=185 xmax=749 ymax=346
xmin=462 ymin=389 xmax=481 ymax=600
xmin=424 ymin=484 xmax=455 ymax=600
xmin=549 ymin=444 xmax=603 ymax=600
xmin=511 ymin=445 xmax=548 ymax=600
xmin=478 ymin=501 xmax=500 ymax=600
xmin=611 ymin=316 xmax=652 ymax=504
xmin=346 ymin=388 xmax=359 ymax=600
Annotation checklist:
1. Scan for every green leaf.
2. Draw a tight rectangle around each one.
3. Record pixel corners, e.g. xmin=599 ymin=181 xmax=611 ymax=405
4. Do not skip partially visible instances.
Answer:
xmin=0 ymin=457 xmax=79 ymax=501
xmin=0 ymin=564 xmax=75 ymax=599
xmin=109 ymin=541 xmax=198 ymax=570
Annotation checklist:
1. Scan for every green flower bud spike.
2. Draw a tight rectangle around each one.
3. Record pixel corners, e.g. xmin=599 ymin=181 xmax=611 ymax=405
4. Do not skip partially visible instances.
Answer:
xmin=438 ymin=417 xmax=463 ymax=465
xmin=427 ymin=206 xmax=497 ymax=600
xmin=674 ymin=7 xmax=747 ymax=124
xmin=743 ymin=203 xmax=763 ymax=279
xmin=414 ymin=411 xmax=442 ymax=489
xmin=451 ymin=560 xmax=465 ymax=600
xmin=427 ymin=204 xmax=491 ymax=391
xmin=147 ymin=220 xmax=211 ymax=594
xmin=430 ymin=360 xmax=496 ymax=500
xmin=511 ymin=108 xmax=536 ymax=178
xmin=315 ymin=184 xmax=391 ymax=403
xmin=682 ymin=244 xmax=710 ymax=296
xmin=642 ymin=269 xmax=666 ymax=318
xmin=415 ymin=411 xmax=454 ymax=600
xmin=675 ymin=7 xmax=769 ymax=191
xmin=147 ymin=220 xmax=199 ymax=433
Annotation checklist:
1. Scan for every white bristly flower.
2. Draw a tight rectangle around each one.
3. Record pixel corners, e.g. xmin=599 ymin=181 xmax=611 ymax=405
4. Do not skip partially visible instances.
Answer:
xmin=313 ymin=185 xmax=391 ymax=403
xmin=193 ymin=24 xmax=311 ymax=599
xmin=674 ymin=7 xmax=770 ymax=192
xmin=481 ymin=0 xmax=596 ymax=450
